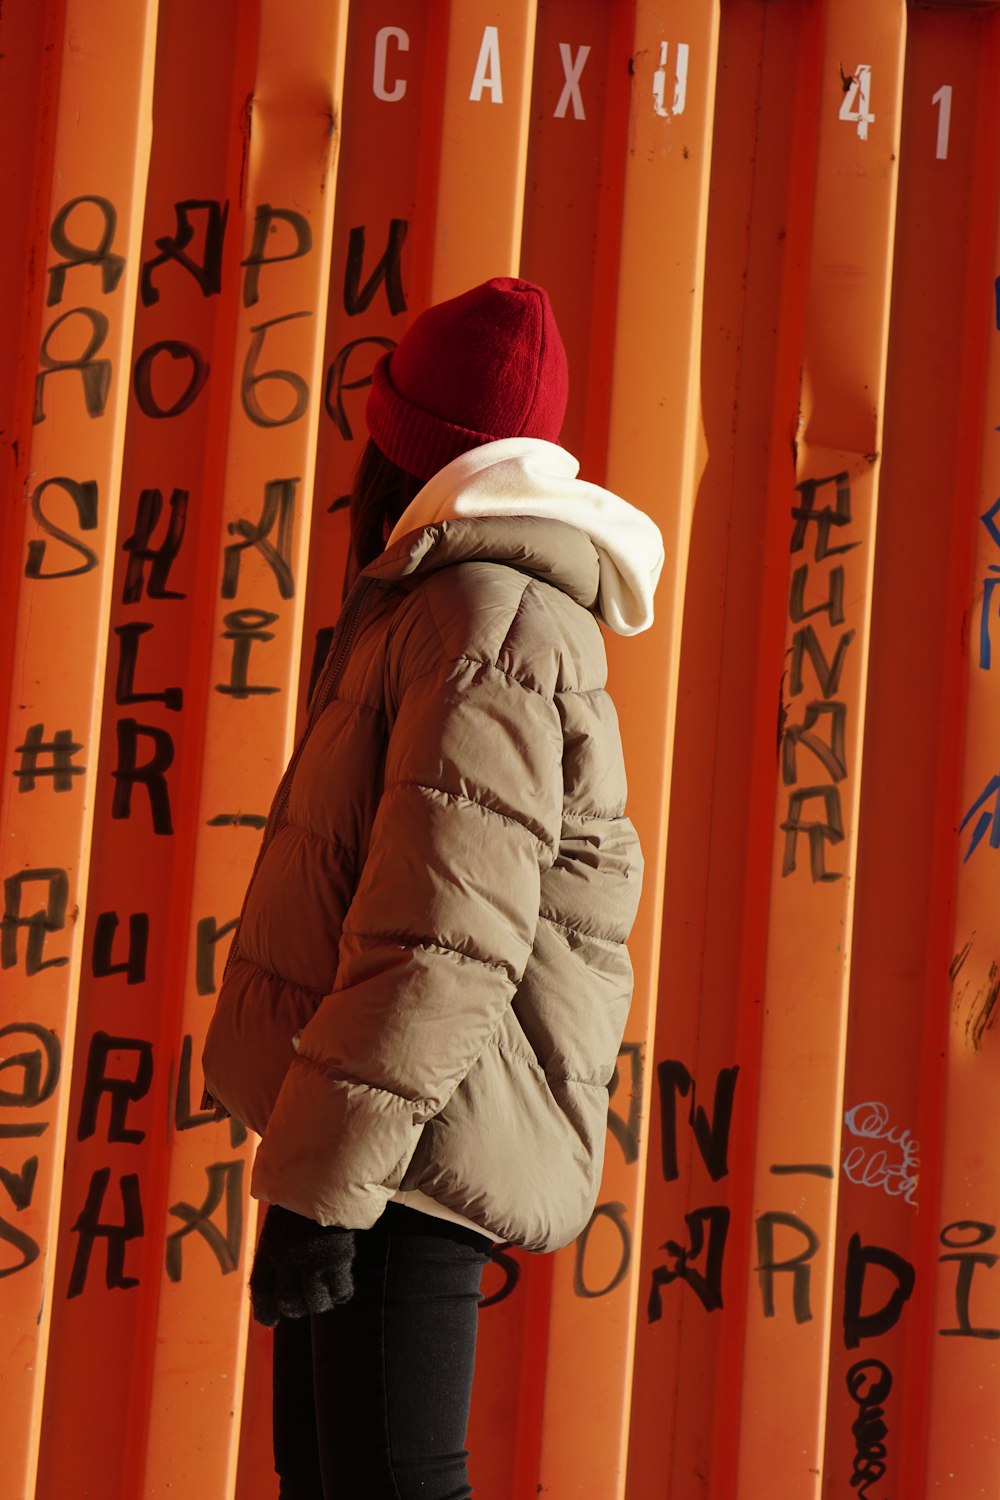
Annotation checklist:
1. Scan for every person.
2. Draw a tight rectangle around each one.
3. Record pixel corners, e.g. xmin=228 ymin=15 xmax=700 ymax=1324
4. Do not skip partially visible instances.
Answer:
xmin=202 ymin=276 xmax=664 ymax=1499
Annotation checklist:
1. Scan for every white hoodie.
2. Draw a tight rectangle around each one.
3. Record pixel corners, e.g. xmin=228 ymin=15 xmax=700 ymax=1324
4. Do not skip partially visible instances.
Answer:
xmin=386 ymin=437 xmax=665 ymax=636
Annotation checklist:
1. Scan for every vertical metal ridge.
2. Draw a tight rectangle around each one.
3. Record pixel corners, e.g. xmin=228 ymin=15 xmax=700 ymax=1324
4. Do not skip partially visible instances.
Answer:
xmin=2 ymin=2 xmax=1000 ymax=1494
xmin=0 ymin=3 xmax=159 ymax=1495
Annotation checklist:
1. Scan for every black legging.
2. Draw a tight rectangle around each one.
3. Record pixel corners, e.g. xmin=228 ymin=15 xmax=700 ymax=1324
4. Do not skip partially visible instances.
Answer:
xmin=272 ymin=1202 xmax=492 ymax=1499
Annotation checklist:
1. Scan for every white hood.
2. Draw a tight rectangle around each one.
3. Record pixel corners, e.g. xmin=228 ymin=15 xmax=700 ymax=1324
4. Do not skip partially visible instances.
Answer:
xmin=385 ymin=438 xmax=665 ymax=636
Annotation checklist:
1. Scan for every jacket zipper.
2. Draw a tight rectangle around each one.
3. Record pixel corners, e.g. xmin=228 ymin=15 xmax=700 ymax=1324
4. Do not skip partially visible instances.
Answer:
xmin=220 ymin=576 xmax=378 ymax=986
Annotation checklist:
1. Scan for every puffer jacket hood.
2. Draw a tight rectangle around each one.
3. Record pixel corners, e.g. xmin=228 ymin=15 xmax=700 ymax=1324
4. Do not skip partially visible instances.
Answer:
xmin=203 ymin=451 xmax=654 ymax=1253
xmin=385 ymin=437 xmax=665 ymax=635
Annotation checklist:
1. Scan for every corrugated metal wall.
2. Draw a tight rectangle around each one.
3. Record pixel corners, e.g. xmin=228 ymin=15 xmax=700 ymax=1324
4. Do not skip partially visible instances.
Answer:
xmin=2 ymin=1 xmax=998 ymax=1495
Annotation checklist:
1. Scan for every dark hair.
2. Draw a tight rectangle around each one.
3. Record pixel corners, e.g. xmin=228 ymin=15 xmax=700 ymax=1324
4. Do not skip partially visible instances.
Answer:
xmin=346 ymin=439 xmax=424 ymax=593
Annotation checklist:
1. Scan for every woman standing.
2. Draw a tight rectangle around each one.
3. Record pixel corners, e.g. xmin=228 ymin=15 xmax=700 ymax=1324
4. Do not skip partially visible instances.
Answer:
xmin=203 ymin=276 xmax=663 ymax=1499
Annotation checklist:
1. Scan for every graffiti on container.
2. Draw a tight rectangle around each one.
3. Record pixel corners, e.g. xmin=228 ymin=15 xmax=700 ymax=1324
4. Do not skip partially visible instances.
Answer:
xmin=1 ymin=869 xmax=70 ymax=975
xmin=0 ymin=1023 xmax=60 ymax=1277
xmin=939 ymin=1222 xmax=1000 ymax=1339
xmin=846 ymin=1359 xmax=892 ymax=1500
xmin=641 ymin=1054 xmax=1000 ymax=1369
xmin=607 ymin=1039 xmax=644 ymax=1165
xmin=841 ymin=1101 xmax=920 ymax=1207
xmin=657 ymin=1058 xmax=738 ymax=1182
xmin=21 ymin=196 xmax=411 ymax=842
xmin=30 ymin=192 xmax=408 ymax=445
xmin=573 ymin=1201 xmax=632 ymax=1299
xmin=960 ymin=772 xmax=1000 ymax=862
xmin=977 ymin=496 xmax=1000 ymax=669
xmin=11 ymin=726 xmax=86 ymax=791
xmin=647 ymin=1059 xmax=738 ymax=1319
xmin=779 ymin=471 xmax=859 ymax=882
xmin=648 ymin=1205 xmax=729 ymax=1316
xmin=0 ymin=1021 xmax=246 ymax=1290
xmin=24 ymin=476 xmax=100 ymax=578
xmin=478 ymin=1248 xmax=521 ymax=1309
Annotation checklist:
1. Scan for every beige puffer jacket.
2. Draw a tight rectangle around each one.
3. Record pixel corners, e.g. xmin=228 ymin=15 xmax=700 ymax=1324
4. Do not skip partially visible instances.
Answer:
xmin=203 ymin=441 xmax=660 ymax=1253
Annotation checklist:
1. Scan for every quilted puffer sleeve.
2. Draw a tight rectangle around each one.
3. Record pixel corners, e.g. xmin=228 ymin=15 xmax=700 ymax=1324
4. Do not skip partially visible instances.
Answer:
xmin=250 ymin=626 xmax=565 ymax=1228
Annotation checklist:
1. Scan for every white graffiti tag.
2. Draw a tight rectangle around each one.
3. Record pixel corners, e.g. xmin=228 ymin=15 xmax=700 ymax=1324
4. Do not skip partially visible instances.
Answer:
xmin=842 ymin=1101 xmax=920 ymax=1207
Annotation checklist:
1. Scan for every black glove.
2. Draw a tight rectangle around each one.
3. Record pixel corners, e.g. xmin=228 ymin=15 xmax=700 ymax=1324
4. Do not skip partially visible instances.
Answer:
xmin=249 ymin=1204 xmax=356 ymax=1326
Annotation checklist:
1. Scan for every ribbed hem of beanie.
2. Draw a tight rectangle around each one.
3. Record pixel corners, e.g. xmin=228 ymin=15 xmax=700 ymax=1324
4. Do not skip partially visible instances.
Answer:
xmin=365 ymin=353 xmax=509 ymax=482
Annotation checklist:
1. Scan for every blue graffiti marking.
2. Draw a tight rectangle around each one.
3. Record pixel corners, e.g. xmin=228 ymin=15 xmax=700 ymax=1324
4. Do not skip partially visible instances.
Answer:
xmin=960 ymin=774 xmax=1000 ymax=862
xmin=979 ymin=567 xmax=1000 ymax=670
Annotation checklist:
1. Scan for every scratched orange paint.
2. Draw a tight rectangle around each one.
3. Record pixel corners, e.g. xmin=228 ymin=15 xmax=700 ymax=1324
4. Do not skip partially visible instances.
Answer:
xmin=3 ymin=3 xmax=1000 ymax=1498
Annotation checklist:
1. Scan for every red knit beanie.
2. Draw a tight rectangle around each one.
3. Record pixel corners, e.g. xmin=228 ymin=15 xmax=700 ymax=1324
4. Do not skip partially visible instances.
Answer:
xmin=365 ymin=276 xmax=569 ymax=481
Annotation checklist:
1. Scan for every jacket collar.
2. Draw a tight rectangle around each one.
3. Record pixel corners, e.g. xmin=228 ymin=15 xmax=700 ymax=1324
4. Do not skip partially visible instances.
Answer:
xmin=364 ymin=438 xmax=663 ymax=635
xmin=362 ymin=514 xmax=602 ymax=612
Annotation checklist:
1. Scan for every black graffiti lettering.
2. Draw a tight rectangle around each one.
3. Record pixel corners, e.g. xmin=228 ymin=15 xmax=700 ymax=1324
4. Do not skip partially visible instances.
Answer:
xmin=174 ymin=1035 xmax=247 ymax=1147
xmin=221 ymin=478 xmax=297 ymax=599
xmin=847 ymin=1357 xmax=893 ymax=1408
xmin=0 ymin=1215 xmax=40 ymax=1278
xmin=33 ymin=307 xmax=111 ymax=423
xmin=112 ymin=719 xmax=175 ymax=835
xmin=241 ymin=313 xmax=311 ymax=426
xmin=165 ymin=1159 xmax=244 ymax=1282
xmin=343 ymin=219 xmax=408 ymax=316
xmin=791 ymin=472 xmax=860 ymax=562
xmin=781 ymin=701 xmax=848 ymax=786
xmin=67 ymin=1168 xmax=144 ymax=1297
xmin=1 ymin=869 xmax=69 ymax=975
xmin=770 ymin=1162 xmax=834 ymax=1177
xmin=196 ymin=917 xmax=238 ymax=995
xmin=572 ymin=1201 xmax=631 ymax=1299
xmin=141 ymin=198 xmax=229 ymax=305
xmin=207 ymin=813 xmax=266 ymax=829
xmin=755 ymin=1210 xmax=820 ymax=1322
xmin=607 ymin=1041 xmax=644 ymax=1165
xmin=0 ymin=1022 xmax=60 ymax=1138
xmin=939 ymin=1221 xmax=1000 ymax=1339
xmin=121 ymin=487 xmax=189 ymax=603
xmin=479 ymin=1248 xmax=521 ymax=1309
xmin=47 ymin=195 xmax=124 ymax=305
xmin=133 ymin=340 xmax=209 ymax=419
xmin=24 ymin=476 xmax=99 ymax=579
xmin=216 ymin=608 xmax=280 ymax=698
xmin=843 ymin=1233 xmax=916 ymax=1348
xmin=0 ymin=1157 xmax=39 ymax=1212
xmin=789 ymin=563 xmax=845 ymax=626
xmin=847 ymin=1359 xmax=892 ymax=1500
xmin=91 ymin=911 xmax=149 ymax=986
xmin=658 ymin=1059 xmax=739 ymax=1183
xmin=174 ymin=1033 xmax=217 ymax=1132
xmin=76 ymin=1032 xmax=153 ymax=1145
xmin=648 ymin=1205 xmax=729 ymax=1318
xmin=790 ymin=626 xmax=855 ymax=698
xmin=12 ymin=724 xmax=85 ymax=792
xmin=115 ymin=623 xmax=183 ymax=711
xmin=324 ymin=335 xmax=395 ymax=440
xmin=241 ymin=205 xmax=312 ymax=308
xmin=780 ymin=785 xmax=844 ymax=881
xmin=0 ymin=1156 xmax=41 ymax=1277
